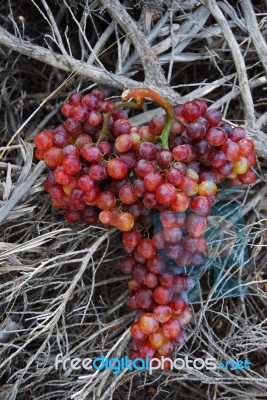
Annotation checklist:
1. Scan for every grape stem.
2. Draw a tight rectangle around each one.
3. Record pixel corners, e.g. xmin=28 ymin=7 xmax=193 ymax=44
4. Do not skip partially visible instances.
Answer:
xmin=122 ymin=88 xmax=174 ymax=149
xmin=97 ymin=101 xmax=140 ymax=144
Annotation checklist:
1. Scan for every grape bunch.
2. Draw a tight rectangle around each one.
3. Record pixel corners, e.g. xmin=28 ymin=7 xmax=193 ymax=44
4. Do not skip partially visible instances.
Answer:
xmin=34 ymin=87 xmax=257 ymax=362
xmin=120 ymin=224 xmax=194 ymax=361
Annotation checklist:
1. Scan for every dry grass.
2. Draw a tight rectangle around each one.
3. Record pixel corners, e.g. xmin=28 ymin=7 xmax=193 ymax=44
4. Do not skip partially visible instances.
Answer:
xmin=0 ymin=1 xmax=266 ymax=399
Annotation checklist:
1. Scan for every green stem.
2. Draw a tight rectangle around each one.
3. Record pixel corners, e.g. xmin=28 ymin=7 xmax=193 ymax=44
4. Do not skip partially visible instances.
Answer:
xmin=160 ymin=118 xmax=174 ymax=150
xmin=97 ymin=101 xmax=140 ymax=144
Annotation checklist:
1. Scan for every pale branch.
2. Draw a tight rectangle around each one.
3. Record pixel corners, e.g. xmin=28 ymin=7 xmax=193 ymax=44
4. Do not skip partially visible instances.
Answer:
xmin=87 ymin=21 xmax=115 ymax=65
xmin=241 ymin=0 xmax=267 ymax=76
xmin=202 ymin=0 xmax=256 ymax=130
xmin=121 ymin=11 xmax=170 ymax=73
xmin=0 ymin=26 xmax=180 ymax=104
xmin=40 ymin=0 xmax=68 ymax=57
xmin=99 ymin=0 xmax=170 ymax=88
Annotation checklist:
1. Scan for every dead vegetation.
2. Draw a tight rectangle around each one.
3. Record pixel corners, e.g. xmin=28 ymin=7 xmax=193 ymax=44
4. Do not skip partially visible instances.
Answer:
xmin=0 ymin=1 xmax=266 ymax=399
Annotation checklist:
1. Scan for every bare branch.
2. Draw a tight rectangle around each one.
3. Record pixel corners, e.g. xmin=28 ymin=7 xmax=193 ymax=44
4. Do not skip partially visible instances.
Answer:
xmin=0 ymin=26 xmax=180 ymax=103
xmin=202 ymin=0 xmax=256 ymax=129
xmin=241 ymin=0 xmax=267 ymax=76
xmin=99 ymin=0 xmax=169 ymax=88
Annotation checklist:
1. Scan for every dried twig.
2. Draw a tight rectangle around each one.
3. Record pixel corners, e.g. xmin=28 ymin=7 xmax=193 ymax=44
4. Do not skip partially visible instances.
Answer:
xmin=99 ymin=0 xmax=168 ymax=87
xmin=0 ymin=26 xmax=180 ymax=103
xmin=241 ymin=0 xmax=267 ymax=76
xmin=202 ymin=0 xmax=256 ymax=129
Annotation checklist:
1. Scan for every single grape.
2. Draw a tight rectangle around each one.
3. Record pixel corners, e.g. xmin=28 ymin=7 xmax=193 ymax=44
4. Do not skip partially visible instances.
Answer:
xmin=187 ymin=119 xmax=206 ymax=140
xmin=190 ymin=196 xmax=211 ymax=216
xmin=171 ymin=192 xmax=190 ymax=212
xmin=34 ymin=130 xmax=54 ymax=151
xmin=116 ymin=212 xmax=135 ymax=231
xmin=238 ymin=169 xmax=256 ymax=184
xmin=159 ymin=273 xmax=176 ymax=287
xmin=209 ymin=150 xmax=226 ymax=168
xmin=89 ymin=163 xmax=108 ymax=180
xmin=149 ymin=328 xmax=167 ymax=349
xmin=149 ymin=115 xmax=166 ymax=135
xmin=186 ymin=213 xmax=207 ymax=237
xmin=64 ymin=118 xmax=81 ymax=134
xmin=172 ymin=145 xmax=190 ymax=162
xmin=182 ymin=101 xmax=201 ymax=122
xmin=111 ymin=119 xmax=131 ymax=137
xmin=65 ymin=209 xmax=82 ymax=223
xmin=70 ymin=105 xmax=88 ymax=121
xmin=153 ymin=285 xmax=172 ymax=305
xmin=44 ymin=147 xmax=63 ymax=168
xmin=238 ymin=139 xmax=254 ymax=157
xmin=62 ymin=155 xmax=81 ymax=175
xmin=138 ymin=341 xmax=156 ymax=358
xmin=77 ymin=175 xmax=94 ymax=192
xmin=138 ymin=313 xmax=159 ymax=334
xmin=156 ymin=149 xmax=173 ymax=168
xmin=163 ymin=226 xmax=182 ymax=244
xmin=136 ymin=142 xmax=157 ymax=160
xmin=198 ymin=180 xmax=217 ymax=196
xmin=147 ymin=254 xmax=166 ymax=274
xmin=81 ymin=93 xmax=99 ymax=110
xmin=137 ymin=239 xmax=156 ymax=259
xmin=179 ymin=176 xmax=198 ymax=196
xmin=115 ymin=134 xmax=133 ymax=152
xmin=122 ymin=227 xmax=142 ymax=249
xmin=80 ymin=145 xmax=101 ymax=162
xmin=54 ymin=166 xmax=71 ymax=185
xmin=194 ymin=99 xmax=208 ymax=116
xmin=131 ymin=321 xmax=149 ymax=339
xmin=206 ymin=127 xmax=227 ymax=146
xmin=163 ymin=319 xmax=181 ymax=339
xmin=99 ymin=210 xmax=113 ymax=225
xmin=229 ymin=127 xmax=246 ymax=142
xmin=134 ymin=159 xmax=155 ymax=178
xmin=222 ymin=140 xmax=240 ymax=161
xmin=107 ymin=158 xmax=129 ymax=179
xmin=144 ymin=172 xmax=164 ymax=192
xmin=155 ymin=184 xmax=177 ymax=205
xmin=135 ymin=288 xmax=154 ymax=308
xmin=166 ymin=168 xmax=183 ymax=186
xmin=233 ymin=156 xmax=249 ymax=174
xmin=61 ymin=103 xmax=73 ymax=118
xmin=153 ymin=305 xmax=172 ymax=322
xmin=119 ymin=184 xmax=138 ymax=204
xmin=96 ymin=191 xmax=116 ymax=210
xmin=69 ymin=92 xmax=82 ymax=106
xmin=144 ymin=273 xmax=158 ymax=289
xmin=205 ymin=108 xmax=222 ymax=127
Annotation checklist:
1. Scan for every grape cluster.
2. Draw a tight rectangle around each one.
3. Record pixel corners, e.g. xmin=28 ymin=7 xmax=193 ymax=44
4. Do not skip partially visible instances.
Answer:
xmin=120 ymin=224 xmax=194 ymax=361
xmin=34 ymin=88 xmax=257 ymax=362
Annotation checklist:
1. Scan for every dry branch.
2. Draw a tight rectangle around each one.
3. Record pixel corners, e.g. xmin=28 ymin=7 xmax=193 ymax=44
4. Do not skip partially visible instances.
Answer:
xmin=99 ymin=0 xmax=168 ymax=87
xmin=241 ymin=0 xmax=267 ymax=76
xmin=0 ymin=26 xmax=180 ymax=104
xmin=203 ymin=0 xmax=256 ymax=129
